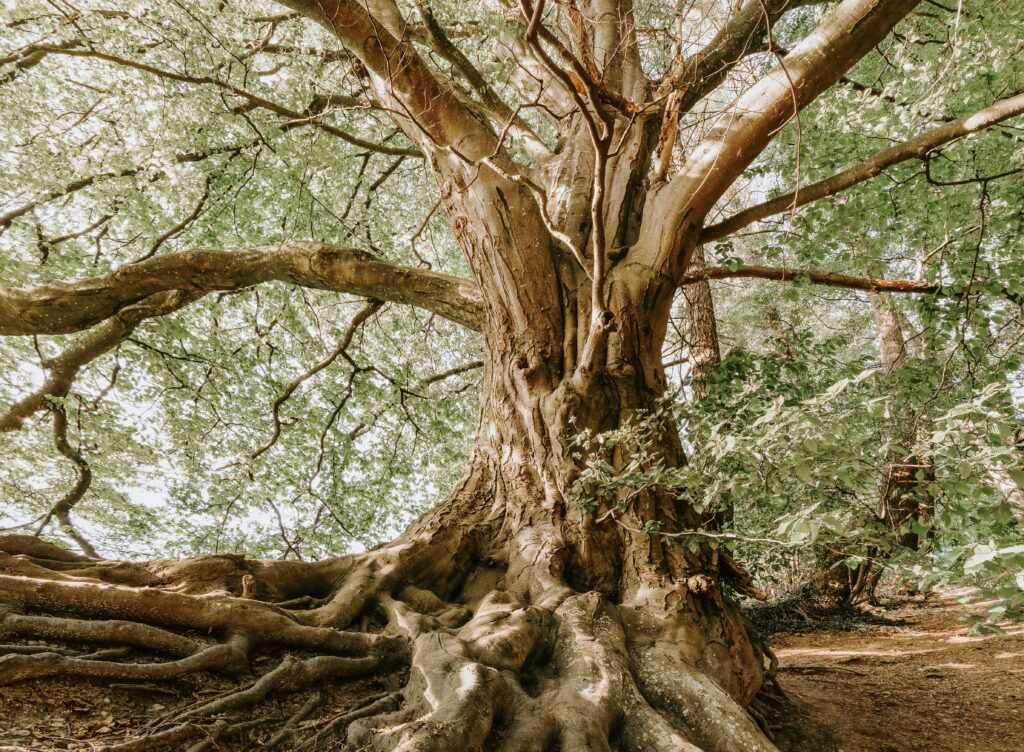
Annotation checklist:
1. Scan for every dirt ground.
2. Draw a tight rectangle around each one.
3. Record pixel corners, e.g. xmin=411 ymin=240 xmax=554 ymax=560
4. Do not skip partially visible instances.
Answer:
xmin=0 ymin=589 xmax=1021 ymax=751
xmin=770 ymin=589 xmax=1024 ymax=752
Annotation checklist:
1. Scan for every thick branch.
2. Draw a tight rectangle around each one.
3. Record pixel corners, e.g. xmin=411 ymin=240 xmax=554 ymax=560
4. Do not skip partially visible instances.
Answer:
xmin=639 ymin=0 xmax=922 ymax=280
xmin=1 ymin=291 xmax=202 ymax=431
xmin=280 ymin=0 xmax=499 ymax=160
xmin=411 ymin=0 xmax=550 ymax=159
xmin=0 ymin=242 xmax=484 ymax=336
xmin=703 ymin=90 xmax=1024 ymax=241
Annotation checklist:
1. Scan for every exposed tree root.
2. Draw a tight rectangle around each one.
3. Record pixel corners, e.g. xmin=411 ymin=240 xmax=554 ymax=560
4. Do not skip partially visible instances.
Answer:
xmin=0 ymin=532 xmax=780 ymax=752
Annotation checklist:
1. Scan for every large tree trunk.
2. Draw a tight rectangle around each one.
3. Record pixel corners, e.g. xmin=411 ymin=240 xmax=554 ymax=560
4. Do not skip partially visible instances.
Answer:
xmin=0 ymin=170 xmax=779 ymax=750
xmin=0 ymin=257 xmax=777 ymax=752
xmin=0 ymin=0 xmax=924 ymax=744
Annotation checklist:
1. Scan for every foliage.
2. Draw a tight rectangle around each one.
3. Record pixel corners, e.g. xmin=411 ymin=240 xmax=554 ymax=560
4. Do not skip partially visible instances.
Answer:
xmin=0 ymin=0 xmax=1021 ymax=621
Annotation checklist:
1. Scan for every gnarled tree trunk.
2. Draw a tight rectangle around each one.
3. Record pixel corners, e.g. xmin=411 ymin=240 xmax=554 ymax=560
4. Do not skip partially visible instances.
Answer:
xmin=0 ymin=0 xmax=925 ymax=747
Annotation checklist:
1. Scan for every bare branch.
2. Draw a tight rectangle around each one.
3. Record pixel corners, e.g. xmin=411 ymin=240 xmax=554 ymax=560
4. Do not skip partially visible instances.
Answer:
xmin=702 ymin=90 xmax=1024 ymax=242
xmin=136 ymin=174 xmax=213 ymax=262
xmin=681 ymin=263 xmax=1024 ymax=306
xmin=252 ymin=299 xmax=382 ymax=459
xmin=0 ymin=242 xmax=484 ymax=336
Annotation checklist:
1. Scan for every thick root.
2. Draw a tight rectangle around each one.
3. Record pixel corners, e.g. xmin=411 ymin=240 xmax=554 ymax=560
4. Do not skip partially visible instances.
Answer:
xmin=0 ymin=535 xmax=779 ymax=752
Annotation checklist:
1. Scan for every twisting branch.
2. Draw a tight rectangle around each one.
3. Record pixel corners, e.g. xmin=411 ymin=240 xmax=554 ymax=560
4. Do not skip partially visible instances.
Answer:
xmin=0 ymin=291 xmax=204 ymax=431
xmin=1 ymin=291 xmax=205 ymax=556
xmin=36 ymin=404 xmax=97 ymax=558
xmin=252 ymin=299 xmax=382 ymax=458
xmin=702 ymin=90 xmax=1024 ymax=241
xmin=0 ymin=241 xmax=485 ymax=336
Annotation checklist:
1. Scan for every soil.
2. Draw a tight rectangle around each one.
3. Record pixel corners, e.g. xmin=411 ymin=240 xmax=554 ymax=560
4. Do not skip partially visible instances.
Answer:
xmin=0 ymin=589 xmax=1020 ymax=751
xmin=0 ymin=654 xmax=394 ymax=751
xmin=770 ymin=588 xmax=1024 ymax=752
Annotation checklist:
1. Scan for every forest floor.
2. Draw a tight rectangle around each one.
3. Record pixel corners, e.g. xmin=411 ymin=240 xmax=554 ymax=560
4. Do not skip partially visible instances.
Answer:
xmin=0 ymin=589 xmax=1021 ymax=751
xmin=769 ymin=588 xmax=1024 ymax=752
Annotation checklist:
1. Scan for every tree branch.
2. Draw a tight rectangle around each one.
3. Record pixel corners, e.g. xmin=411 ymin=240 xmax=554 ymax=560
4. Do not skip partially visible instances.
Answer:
xmin=0 ymin=142 xmax=247 ymax=233
xmin=638 ymin=0 xmax=922 ymax=282
xmin=423 ymin=359 xmax=483 ymax=385
xmin=14 ymin=44 xmax=420 ymax=157
xmin=702 ymin=90 xmax=1024 ymax=242
xmin=653 ymin=0 xmax=822 ymax=110
xmin=0 ymin=291 xmax=203 ymax=432
xmin=410 ymin=0 xmax=551 ymax=159
xmin=252 ymin=299 xmax=382 ymax=459
xmin=0 ymin=242 xmax=484 ymax=336
xmin=36 ymin=404 xmax=98 ymax=558
xmin=682 ymin=263 xmax=1024 ymax=306
xmin=279 ymin=0 xmax=500 ymax=160
xmin=681 ymin=264 xmax=940 ymax=293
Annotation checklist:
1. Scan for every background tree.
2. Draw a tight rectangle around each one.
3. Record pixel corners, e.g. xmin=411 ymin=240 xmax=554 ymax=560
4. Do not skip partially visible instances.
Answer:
xmin=0 ymin=0 xmax=1022 ymax=750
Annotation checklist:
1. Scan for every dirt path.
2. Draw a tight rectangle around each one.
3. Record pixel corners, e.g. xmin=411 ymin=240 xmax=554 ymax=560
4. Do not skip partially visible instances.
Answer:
xmin=770 ymin=589 xmax=1024 ymax=752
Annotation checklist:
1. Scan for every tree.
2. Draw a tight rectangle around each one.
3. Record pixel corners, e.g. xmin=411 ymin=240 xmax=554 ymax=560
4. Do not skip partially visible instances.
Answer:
xmin=1 ymin=0 xmax=1022 ymax=749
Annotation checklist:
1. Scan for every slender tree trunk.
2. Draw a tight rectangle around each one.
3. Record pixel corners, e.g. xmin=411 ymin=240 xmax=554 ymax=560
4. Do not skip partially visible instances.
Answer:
xmin=682 ymin=245 xmax=732 ymax=531
xmin=816 ymin=293 xmax=935 ymax=606
xmin=682 ymin=246 xmax=723 ymax=402
xmin=870 ymin=292 xmax=932 ymax=549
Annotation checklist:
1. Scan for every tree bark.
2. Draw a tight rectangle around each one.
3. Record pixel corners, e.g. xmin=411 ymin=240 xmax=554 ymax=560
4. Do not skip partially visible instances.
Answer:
xmin=682 ymin=246 xmax=723 ymax=401
xmin=0 ymin=0 xmax=928 ymax=747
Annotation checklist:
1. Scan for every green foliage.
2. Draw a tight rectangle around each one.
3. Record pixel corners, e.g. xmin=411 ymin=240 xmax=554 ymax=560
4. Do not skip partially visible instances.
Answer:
xmin=0 ymin=0 xmax=1020 ymax=633
xmin=0 ymin=0 xmax=481 ymax=558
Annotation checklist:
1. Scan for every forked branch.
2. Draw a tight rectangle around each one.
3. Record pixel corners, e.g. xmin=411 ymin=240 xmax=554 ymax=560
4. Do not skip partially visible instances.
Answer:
xmin=639 ymin=0 xmax=923 ymax=279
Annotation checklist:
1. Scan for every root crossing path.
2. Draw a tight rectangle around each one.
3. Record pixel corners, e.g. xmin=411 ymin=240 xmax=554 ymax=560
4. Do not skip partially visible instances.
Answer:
xmin=769 ymin=590 xmax=1024 ymax=752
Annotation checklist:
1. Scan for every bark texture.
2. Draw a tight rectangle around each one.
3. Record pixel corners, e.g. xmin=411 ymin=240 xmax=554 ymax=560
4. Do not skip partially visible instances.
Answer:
xmin=0 ymin=0 xmax=930 ymax=748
